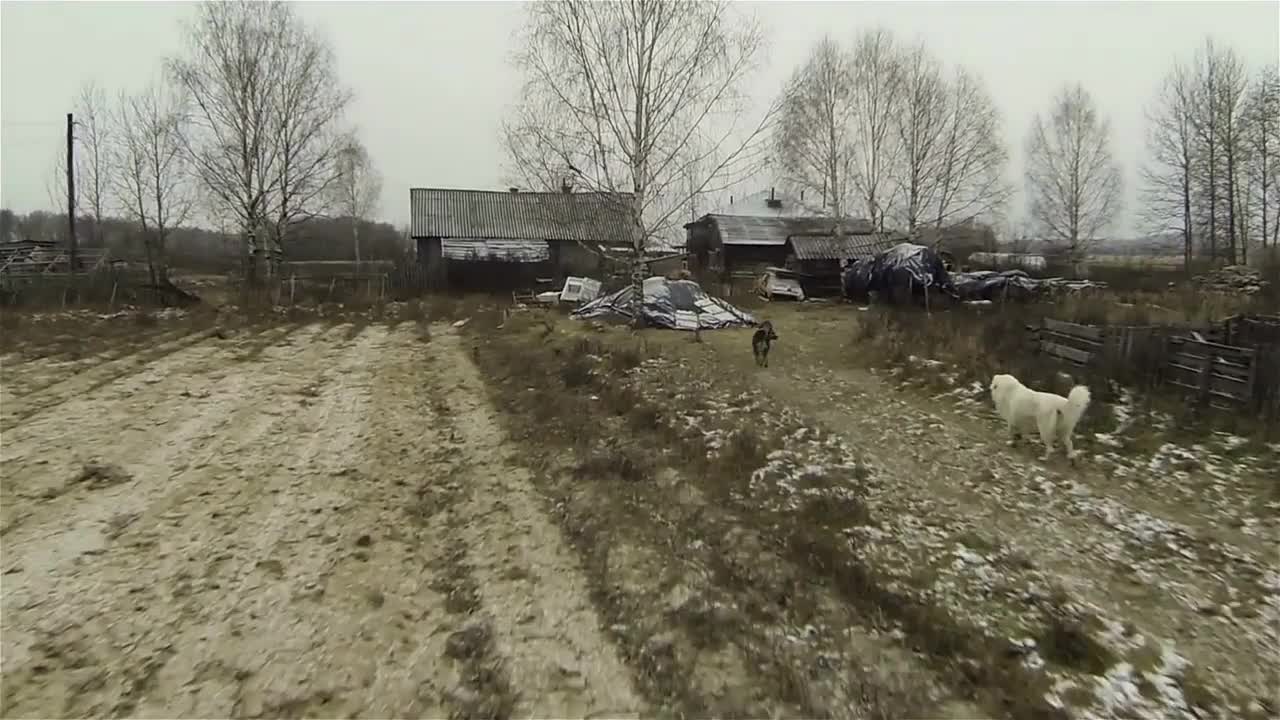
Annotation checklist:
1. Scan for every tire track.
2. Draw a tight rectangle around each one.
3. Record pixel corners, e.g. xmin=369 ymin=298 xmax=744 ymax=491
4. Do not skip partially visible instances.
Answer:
xmin=0 ymin=326 xmax=228 ymax=431
xmin=0 ymin=326 xmax=190 ymax=397
xmin=0 ymin=325 xmax=314 ymax=546
xmin=422 ymin=326 xmax=644 ymax=719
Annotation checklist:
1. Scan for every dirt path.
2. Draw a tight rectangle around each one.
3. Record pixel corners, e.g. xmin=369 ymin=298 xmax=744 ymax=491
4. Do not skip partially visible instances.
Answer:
xmin=0 ymin=320 xmax=642 ymax=718
xmin=468 ymin=317 xmax=992 ymax=720
xmin=420 ymin=328 xmax=642 ymax=719
xmin=678 ymin=311 xmax=1278 ymax=713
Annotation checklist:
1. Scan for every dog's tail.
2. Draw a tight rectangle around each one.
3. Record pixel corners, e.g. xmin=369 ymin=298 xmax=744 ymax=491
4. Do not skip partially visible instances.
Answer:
xmin=1060 ymin=385 xmax=1092 ymax=430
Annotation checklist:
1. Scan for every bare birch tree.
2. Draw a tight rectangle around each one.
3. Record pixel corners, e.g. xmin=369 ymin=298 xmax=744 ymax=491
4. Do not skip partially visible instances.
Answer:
xmin=1024 ymin=83 xmax=1123 ymax=269
xmin=1212 ymin=48 xmax=1249 ymax=264
xmin=261 ymin=22 xmax=352 ymax=268
xmin=929 ymin=66 xmax=1011 ymax=230
xmin=892 ymin=41 xmax=948 ymax=234
xmin=329 ymin=136 xmax=383 ymax=269
xmin=1244 ymin=64 xmax=1279 ymax=251
xmin=167 ymin=0 xmax=349 ymax=284
xmin=503 ymin=0 xmax=777 ymax=314
xmin=774 ymin=36 xmax=858 ymax=223
xmin=75 ymin=81 xmax=113 ymax=248
xmin=1141 ymin=60 xmax=1199 ymax=270
xmin=849 ymin=28 xmax=903 ymax=232
xmin=112 ymin=82 xmax=194 ymax=286
xmin=1185 ymin=38 xmax=1246 ymax=264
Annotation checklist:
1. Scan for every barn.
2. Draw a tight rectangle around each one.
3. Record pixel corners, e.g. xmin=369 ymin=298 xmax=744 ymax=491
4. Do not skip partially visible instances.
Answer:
xmin=683 ymin=213 xmax=892 ymax=295
xmin=410 ymin=187 xmax=639 ymax=290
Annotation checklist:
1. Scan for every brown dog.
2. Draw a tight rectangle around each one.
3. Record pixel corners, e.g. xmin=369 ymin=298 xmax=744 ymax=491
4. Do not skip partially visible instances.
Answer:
xmin=752 ymin=321 xmax=778 ymax=367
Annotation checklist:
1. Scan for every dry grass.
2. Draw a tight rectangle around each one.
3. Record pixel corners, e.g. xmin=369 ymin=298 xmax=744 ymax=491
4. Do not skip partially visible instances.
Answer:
xmin=847 ymin=288 xmax=1276 ymax=432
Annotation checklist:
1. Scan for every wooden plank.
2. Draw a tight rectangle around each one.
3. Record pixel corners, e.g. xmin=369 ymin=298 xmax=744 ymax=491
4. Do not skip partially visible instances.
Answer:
xmin=1170 ymin=336 xmax=1260 ymax=356
xmin=1168 ymin=340 xmax=1257 ymax=360
xmin=1164 ymin=331 xmax=1258 ymax=402
xmin=1168 ymin=355 xmax=1252 ymax=379
xmin=1165 ymin=368 xmax=1253 ymax=401
xmin=1165 ymin=378 xmax=1251 ymax=404
xmin=1040 ymin=341 xmax=1092 ymax=365
xmin=1043 ymin=317 xmax=1105 ymax=341
xmin=1041 ymin=330 xmax=1104 ymax=349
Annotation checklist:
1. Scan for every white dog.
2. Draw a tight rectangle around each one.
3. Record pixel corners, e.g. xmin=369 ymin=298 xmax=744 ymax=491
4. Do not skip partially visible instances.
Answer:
xmin=989 ymin=373 xmax=1091 ymax=461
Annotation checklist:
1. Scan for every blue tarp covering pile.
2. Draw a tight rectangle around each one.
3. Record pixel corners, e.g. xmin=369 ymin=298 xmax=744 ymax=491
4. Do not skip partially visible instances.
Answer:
xmin=842 ymin=243 xmax=956 ymax=301
xmin=572 ymin=277 xmax=757 ymax=331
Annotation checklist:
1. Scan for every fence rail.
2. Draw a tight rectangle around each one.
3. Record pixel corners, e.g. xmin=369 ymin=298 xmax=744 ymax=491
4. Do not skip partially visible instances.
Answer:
xmin=1028 ymin=316 xmax=1276 ymax=414
xmin=1164 ymin=337 xmax=1257 ymax=409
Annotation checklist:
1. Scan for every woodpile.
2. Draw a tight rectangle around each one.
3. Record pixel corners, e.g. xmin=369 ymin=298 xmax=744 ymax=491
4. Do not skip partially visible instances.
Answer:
xmin=1192 ymin=265 xmax=1269 ymax=295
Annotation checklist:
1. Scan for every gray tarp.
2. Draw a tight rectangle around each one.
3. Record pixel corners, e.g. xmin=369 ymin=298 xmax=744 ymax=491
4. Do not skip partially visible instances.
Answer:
xmin=572 ymin=276 xmax=757 ymax=331
xmin=842 ymin=243 xmax=956 ymax=300
xmin=951 ymin=269 xmax=1108 ymax=301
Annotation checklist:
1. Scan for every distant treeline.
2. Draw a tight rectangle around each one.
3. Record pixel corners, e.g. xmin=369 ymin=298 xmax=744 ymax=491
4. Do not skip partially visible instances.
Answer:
xmin=0 ymin=208 xmax=410 ymax=270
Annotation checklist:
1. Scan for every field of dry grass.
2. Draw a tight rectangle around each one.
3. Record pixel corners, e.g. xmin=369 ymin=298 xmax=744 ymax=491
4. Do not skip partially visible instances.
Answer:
xmin=0 ymin=285 xmax=1275 ymax=719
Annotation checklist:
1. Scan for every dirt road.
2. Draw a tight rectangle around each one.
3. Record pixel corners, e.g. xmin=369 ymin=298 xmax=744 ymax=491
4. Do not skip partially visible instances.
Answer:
xmin=1 ymin=319 xmax=639 ymax=718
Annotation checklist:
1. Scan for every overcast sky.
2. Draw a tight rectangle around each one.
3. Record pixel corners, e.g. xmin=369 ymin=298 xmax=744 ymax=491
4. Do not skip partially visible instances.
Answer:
xmin=2 ymin=1 xmax=1277 ymax=238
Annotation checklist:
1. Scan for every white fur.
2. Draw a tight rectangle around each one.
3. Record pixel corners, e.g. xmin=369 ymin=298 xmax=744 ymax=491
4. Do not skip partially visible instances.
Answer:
xmin=989 ymin=373 xmax=1091 ymax=462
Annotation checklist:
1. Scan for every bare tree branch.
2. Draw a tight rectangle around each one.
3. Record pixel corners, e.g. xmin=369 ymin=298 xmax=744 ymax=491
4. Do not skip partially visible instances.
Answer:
xmin=503 ymin=0 xmax=779 ymax=311
xmin=328 ymin=135 xmax=383 ymax=267
xmin=111 ymin=81 xmax=196 ymax=285
xmin=1141 ymin=59 xmax=1198 ymax=269
xmin=1243 ymin=64 xmax=1279 ymax=250
xmin=928 ymin=66 xmax=1012 ymax=231
xmin=848 ymin=28 xmax=903 ymax=232
xmin=167 ymin=0 xmax=350 ymax=283
xmin=75 ymin=81 xmax=113 ymax=247
xmin=892 ymin=40 xmax=948 ymax=234
xmin=1024 ymin=83 xmax=1123 ymax=267
xmin=774 ymin=36 xmax=858 ymax=223
xmin=262 ymin=17 xmax=353 ymax=263
xmin=45 ymin=138 xmax=77 ymax=227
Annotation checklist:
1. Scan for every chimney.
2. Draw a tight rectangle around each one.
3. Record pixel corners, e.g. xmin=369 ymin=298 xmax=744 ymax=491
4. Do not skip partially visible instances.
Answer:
xmin=508 ymin=187 xmax=519 ymax=194
xmin=560 ymin=180 xmax=572 ymax=194
xmin=766 ymin=186 xmax=782 ymax=209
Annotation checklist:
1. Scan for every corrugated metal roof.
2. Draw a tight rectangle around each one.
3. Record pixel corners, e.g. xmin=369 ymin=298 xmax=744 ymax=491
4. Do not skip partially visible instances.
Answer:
xmin=790 ymin=233 xmax=897 ymax=261
xmin=691 ymin=214 xmax=875 ymax=246
xmin=441 ymin=239 xmax=550 ymax=263
xmin=411 ymin=188 xmax=636 ymax=243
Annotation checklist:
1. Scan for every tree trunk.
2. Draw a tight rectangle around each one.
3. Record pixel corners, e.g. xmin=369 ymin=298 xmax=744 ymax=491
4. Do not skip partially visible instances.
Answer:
xmin=245 ymin=223 xmax=263 ymax=287
xmin=353 ymin=219 xmax=361 ymax=271
xmin=1226 ymin=149 xmax=1238 ymax=265
xmin=143 ymin=234 xmax=157 ymax=288
xmin=156 ymin=229 xmax=170 ymax=284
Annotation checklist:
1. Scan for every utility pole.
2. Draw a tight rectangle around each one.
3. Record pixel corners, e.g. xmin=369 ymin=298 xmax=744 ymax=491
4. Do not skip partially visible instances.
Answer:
xmin=66 ymin=112 xmax=78 ymax=272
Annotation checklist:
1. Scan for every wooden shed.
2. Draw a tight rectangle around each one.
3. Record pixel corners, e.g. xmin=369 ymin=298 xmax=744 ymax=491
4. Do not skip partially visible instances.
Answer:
xmin=410 ymin=187 xmax=638 ymax=290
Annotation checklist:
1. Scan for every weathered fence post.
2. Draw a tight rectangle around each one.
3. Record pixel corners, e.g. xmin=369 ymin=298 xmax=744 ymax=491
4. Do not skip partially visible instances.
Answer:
xmin=1195 ymin=350 xmax=1213 ymax=409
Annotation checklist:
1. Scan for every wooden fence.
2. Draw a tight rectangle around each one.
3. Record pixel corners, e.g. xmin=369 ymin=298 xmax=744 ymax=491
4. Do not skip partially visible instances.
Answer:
xmin=1163 ymin=337 xmax=1258 ymax=410
xmin=1027 ymin=317 xmax=1275 ymax=413
xmin=1220 ymin=314 xmax=1280 ymax=348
